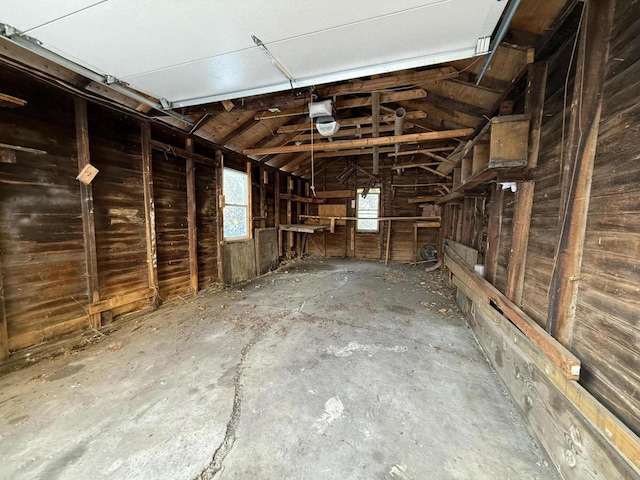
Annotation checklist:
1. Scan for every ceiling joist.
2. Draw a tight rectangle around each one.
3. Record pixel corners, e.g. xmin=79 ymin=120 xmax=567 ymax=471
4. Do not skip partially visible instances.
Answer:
xmin=243 ymin=129 xmax=473 ymax=156
xmin=254 ymin=89 xmax=428 ymax=120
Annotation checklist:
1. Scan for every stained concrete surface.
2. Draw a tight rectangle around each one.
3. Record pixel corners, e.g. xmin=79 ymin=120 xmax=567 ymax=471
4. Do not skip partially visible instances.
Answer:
xmin=0 ymin=258 xmax=559 ymax=480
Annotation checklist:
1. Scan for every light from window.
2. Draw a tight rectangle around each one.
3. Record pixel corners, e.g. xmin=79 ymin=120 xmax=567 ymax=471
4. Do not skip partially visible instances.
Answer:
xmin=356 ymin=188 xmax=380 ymax=232
xmin=223 ymin=168 xmax=249 ymax=239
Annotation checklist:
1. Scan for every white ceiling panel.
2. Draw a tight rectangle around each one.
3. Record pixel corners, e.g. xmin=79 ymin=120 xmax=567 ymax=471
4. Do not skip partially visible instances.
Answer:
xmin=0 ymin=0 xmax=508 ymax=106
xmin=0 ymin=0 xmax=106 ymax=32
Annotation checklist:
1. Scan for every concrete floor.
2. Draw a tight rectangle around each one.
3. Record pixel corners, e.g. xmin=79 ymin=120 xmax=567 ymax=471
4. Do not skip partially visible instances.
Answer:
xmin=0 ymin=258 xmax=559 ymax=480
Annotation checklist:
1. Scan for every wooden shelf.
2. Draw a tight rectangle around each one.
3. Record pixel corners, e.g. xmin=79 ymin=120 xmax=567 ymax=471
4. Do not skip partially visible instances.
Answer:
xmin=437 ymin=114 xmax=530 ymax=204
xmin=279 ymin=224 xmax=327 ymax=234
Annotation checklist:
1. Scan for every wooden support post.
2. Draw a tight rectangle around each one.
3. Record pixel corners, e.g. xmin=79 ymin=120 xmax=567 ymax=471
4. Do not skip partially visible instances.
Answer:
xmin=506 ymin=62 xmax=548 ymax=304
xmin=141 ymin=122 xmax=159 ymax=297
xmin=385 ymin=220 xmax=392 ymax=265
xmin=0 ymin=255 xmax=8 ymax=360
xmin=275 ymin=172 xmax=280 ymax=240
xmin=185 ymin=139 xmax=198 ymax=293
xmin=296 ymin=179 xmax=302 ymax=256
xmin=215 ymin=151 xmax=224 ymax=281
xmin=485 ymin=184 xmax=504 ymax=284
xmin=287 ymin=177 xmax=293 ymax=257
xmin=260 ymin=166 xmax=267 ymax=228
xmin=372 ymin=91 xmax=380 ymax=174
xmin=460 ymin=198 xmax=473 ymax=246
xmin=547 ymin=0 xmax=615 ymax=345
xmin=247 ymin=162 xmax=253 ymax=239
xmin=75 ymin=98 xmax=100 ymax=329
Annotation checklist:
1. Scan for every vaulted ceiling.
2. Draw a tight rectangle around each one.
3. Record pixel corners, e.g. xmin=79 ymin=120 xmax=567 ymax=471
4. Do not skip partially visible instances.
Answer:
xmin=0 ymin=0 xmax=573 ymax=185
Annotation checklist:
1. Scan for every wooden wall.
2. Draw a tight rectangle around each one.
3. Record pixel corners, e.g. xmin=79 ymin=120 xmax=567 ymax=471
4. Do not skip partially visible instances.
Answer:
xmin=153 ymin=151 xmax=190 ymax=300
xmin=448 ymin=0 xmax=640 ymax=442
xmin=88 ymin=107 xmax=150 ymax=317
xmin=0 ymin=69 xmax=87 ymax=351
xmin=307 ymin=159 xmax=441 ymax=262
xmin=195 ymin=164 xmax=218 ymax=288
xmin=0 ymin=64 xmax=295 ymax=358
xmin=571 ymin=0 xmax=640 ymax=437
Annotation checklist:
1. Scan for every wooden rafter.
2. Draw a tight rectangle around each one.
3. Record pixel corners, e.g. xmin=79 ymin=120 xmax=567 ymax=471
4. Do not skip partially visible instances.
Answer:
xmin=317 ymin=67 xmax=457 ymax=96
xmin=254 ymin=89 xmax=428 ymax=120
xmin=276 ymin=111 xmax=427 ymax=134
xmin=243 ymin=129 xmax=473 ymax=156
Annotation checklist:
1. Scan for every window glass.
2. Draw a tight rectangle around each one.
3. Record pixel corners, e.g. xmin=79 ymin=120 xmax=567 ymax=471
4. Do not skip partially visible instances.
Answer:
xmin=356 ymin=188 xmax=380 ymax=232
xmin=223 ymin=168 xmax=249 ymax=239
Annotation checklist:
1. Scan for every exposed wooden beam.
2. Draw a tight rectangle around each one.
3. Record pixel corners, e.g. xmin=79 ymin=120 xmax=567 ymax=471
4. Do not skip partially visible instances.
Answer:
xmin=74 ymin=97 xmax=100 ymax=330
xmin=149 ymin=139 xmax=217 ymax=166
xmin=444 ymin=244 xmax=581 ymax=379
xmin=505 ymin=62 xmax=548 ymax=304
xmin=547 ymin=0 xmax=615 ymax=346
xmin=141 ymin=123 xmax=159 ymax=299
xmin=400 ymin=99 xmax=482 ymax=129
xmin=0 ymin=92 xmax=27 ymax=108
xmin=315 ymin=146 xmax=397 ymax=158
xmin=293 ymin=124 xmax=400 ymax=142
xmin=484 ymin=184 xmax=504 ymax=285
xmin=423 ymin=90 xmax=489 ymax=118
xmin=418 ymin=165 xmax=450 ymax=179
xmin=243 ymin=129 xmax=473 ymax=156
xmin=277 ymin=111 xmax=427 ymax=133
xmin=185 ymin=138 xmax=198 ymax=293
xmin=216 ymin=117 xmax=257 ymax=146
xmin=372 ymin=91 xmax=380 ymax=174
xmin=317 ymin=67 xmax=457 ymax=97
xmin=391 ymin=161 xmax=440 ymax=170
xmin=254 ymin=89 xmax=428 ymax=120
xmin=215 ymin=151 xmax=225 ymax=281
xmin=280 ymin=153 xmax=314 ymax=173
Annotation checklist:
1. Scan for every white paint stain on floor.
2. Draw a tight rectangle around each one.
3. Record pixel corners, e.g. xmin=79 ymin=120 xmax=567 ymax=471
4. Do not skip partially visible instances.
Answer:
xmin=326 ymin=341 xmax=408 ymax=357
xmin=314 ymin=397 xmax=344 ymax=434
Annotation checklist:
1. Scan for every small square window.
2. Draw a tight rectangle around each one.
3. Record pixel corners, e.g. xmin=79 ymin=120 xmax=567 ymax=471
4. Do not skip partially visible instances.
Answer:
xmin=356 ymin=188 xmax=380 ymax=232
xmin=223 ymin=168 xmax=249 ymax=240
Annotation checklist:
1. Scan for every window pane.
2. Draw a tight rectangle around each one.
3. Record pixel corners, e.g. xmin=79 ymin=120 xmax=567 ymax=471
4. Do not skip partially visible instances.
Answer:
xmin=223 ymin=168 xmax=247 ymax=206
xmin=356 ymin=188 xmax=380 ymax=231
xmin=357 ymin=219 xmax=378 ymax=231
xmin=223 ymin=205 xmax=248 ymax=238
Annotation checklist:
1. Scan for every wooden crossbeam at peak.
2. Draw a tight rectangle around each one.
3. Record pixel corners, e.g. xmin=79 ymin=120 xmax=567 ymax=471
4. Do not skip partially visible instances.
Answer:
xmin=254 ymin=89 xmax=427 ymax=120
xmin=317 ymin=67 xmax=458 ymax=97
xmin=294 ymin=123 xmax=404 ymax=142
xmin=277 ymin=111 xmax=427 ymax=134
xmin=243 ymin=129 xmax=473 ymax=156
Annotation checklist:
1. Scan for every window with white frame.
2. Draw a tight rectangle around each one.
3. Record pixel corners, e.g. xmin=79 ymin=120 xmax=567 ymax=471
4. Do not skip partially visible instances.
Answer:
xmin=223 ymin=168 xmax=249 ymax=239
xmin=356 ymin=188 xmax=380 ymax=232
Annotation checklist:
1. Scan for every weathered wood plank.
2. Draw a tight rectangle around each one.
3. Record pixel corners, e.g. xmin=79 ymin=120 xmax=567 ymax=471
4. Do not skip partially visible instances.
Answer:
xmin=548 ymin=0 xmax=616 ymax=345
xmin=89 ymin=288 xmax=155 ymax=315
xmin=445 ymin=243 xmax=581 ymax=379
xmin=243 ymin=129 xmax=474 ymax=156
xmin=141 ymin=123 xmax=159 ymax=299
xmin=506 ymin=62 xmax=549 ymax=304
xmin=74 ymin=97 xmax=100 ymax=329
xmin=484 ymin=184 xmax=504 ymax=284
xmin=457 ymin=282 xmax=640 ymax=479
xmin=186 ymin=139 xmax=198 ymax=293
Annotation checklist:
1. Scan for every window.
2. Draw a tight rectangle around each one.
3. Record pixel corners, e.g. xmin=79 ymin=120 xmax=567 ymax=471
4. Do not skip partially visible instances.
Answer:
xmin=356 ymin=188 xmax=380 ymax=232
xmin=223 ymin=168 xmax=249 ymax=239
